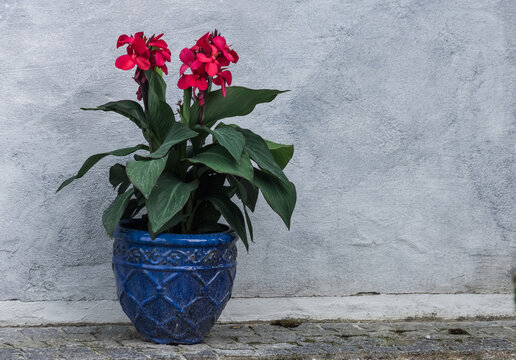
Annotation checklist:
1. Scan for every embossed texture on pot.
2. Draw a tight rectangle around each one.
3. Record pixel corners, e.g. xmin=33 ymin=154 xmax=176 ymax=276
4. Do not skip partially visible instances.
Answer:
xmin=112 ymin=220 xmax=238 ymax=344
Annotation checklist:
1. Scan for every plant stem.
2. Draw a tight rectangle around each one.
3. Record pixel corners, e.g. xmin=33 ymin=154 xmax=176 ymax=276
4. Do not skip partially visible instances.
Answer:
xmin=182 ymin=88 xmax=192 ymax=126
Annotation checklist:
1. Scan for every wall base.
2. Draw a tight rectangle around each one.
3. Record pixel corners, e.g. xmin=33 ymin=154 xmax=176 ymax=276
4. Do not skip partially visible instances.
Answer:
xmin=0 ymin=294 xmax=513 ymax=326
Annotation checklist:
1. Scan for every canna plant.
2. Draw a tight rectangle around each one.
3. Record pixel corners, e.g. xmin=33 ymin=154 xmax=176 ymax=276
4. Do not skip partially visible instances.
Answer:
xmin=57 ymin=31 xmax=296 ymax=249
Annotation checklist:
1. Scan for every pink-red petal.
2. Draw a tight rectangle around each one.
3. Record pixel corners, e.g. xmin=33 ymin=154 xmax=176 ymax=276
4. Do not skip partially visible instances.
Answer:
xmin=222 ymin=70 xmax=232 ymax=85
xmin=180 ymin=63 xmax=190 ymax=75
xmin=117 ymin=34 xmax=133 ymax=48
xmin=212 ymin=36 xmax=226 ymax=50
xmin=154 ymin=52 xmax=165 ymax=66
xmin=197 ymin=53 xmax=212 ymax=63
xmin=115 ymin=55 xmax=136 ymax=70
xmin=180 ymin=48 xmax=195 ymax=64
xmin=191 ymin=59 xmax=203 ymax=71
xmin=135 ymin=56 xmax=151 ymax=70
xmin=177 ymin=75 xmax=192 ymax=89
xmin=132 ymin=37 xmax=149 ymax=56
xmin=220 ymin=81 xmax=227 ymax=97
xmin=205 ymin=61 xmax=219 ymax=76
xmin=195 ymin=77 xmax=208 ymax=90
xmin=161 ymin=49 xmax=171 ymax=61
xmin=148 ymin=39 xmax=168 ymax=48
xmin=229 ymin=50 xmax=239 ymax=63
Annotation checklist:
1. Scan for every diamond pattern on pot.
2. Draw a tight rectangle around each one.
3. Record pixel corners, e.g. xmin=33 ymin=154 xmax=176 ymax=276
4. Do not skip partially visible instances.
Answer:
xmin=112 ymin=237 xmax=237 ymax=344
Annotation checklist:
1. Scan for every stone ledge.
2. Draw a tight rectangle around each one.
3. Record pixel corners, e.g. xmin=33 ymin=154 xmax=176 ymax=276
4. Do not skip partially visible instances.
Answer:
xmin=0 ymin=294 xmax=513 ymax=325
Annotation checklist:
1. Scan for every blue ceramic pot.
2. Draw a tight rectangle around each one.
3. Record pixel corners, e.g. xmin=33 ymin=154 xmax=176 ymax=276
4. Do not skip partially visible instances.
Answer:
xmin=112 ymin=220 xmax=237 ymax=344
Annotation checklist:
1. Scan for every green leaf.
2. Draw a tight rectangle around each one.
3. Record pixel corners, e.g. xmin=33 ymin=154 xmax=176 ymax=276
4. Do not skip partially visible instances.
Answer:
xmin=188 ymin=144 xmax=254 ymax=181
xmin=243 ymin=205 xmax=254 ymax=242
xmin=253 ymin=170 xmax=296 ymax=229
xmin=109 ymin=164 xmax=130 ymax=194
xmin=238 ymin=128 xmax=288 ymax=183
xmin=150 ymin=213 xmax=188 ymax=238
xmin=211 ymin=124 xmax=245 ymax=161
xmin=228 ymin=176 xmax=259 ymax=211
xmin=147 ymin=174 xmax=199 ymax=233
xmin=82 ymin=100 xmax=146 ymax=130
xmin=57 ymin=144 xmax=147 ymax=192
xmin=149 ymin=122 xmax=198 ymax=158
xmin=265 ymin=140 xmax=294 ymax=170
xmin=126 ymin=156 xmax=168 ymax=198
xmin=147 ymin=71 xmax=174 ymax=145
xmin=102 ymin=188 xmax=134 ymax=236
xmin=190 ymin=87 xmax=287 ymax=128
xmin=146 ymin=70 xmax=166 ymax=100
xmin=206 ymin=193 xmax=248 ymax=250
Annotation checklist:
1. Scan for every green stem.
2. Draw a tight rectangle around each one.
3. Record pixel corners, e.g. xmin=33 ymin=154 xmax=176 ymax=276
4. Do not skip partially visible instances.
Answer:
xmin=182 ymin=88 xmax=192 ymax=126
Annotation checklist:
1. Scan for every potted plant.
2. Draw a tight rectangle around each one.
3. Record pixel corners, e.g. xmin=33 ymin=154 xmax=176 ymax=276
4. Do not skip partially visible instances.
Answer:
xmin=57 ymin=30 xmax=296 ymax=344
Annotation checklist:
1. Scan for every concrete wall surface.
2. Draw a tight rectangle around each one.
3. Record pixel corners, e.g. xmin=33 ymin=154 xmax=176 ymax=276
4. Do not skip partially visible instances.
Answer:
xmin=0 ymin=0 xmax=515 ymax=312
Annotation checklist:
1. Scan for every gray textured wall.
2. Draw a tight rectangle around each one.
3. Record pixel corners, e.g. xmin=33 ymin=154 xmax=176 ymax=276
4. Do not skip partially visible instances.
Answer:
xmin=0 ymin=0 xmax=514 ymax=302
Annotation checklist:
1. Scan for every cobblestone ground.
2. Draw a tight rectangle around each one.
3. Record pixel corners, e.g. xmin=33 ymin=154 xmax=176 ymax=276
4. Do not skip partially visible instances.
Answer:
xmin=0 ymin=319 xmax=514 ymax=359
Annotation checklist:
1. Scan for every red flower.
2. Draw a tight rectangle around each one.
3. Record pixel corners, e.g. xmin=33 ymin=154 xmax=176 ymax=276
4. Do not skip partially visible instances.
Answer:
xmin=177 ymin=30 xmax=238 ymax=101
xmin=115 ymin=32 xmax=171 ymax=100
xmin=115 ymin=34 xmax=151 ymax=71
xmin=212 ymin=70 xmax=232 ymax=97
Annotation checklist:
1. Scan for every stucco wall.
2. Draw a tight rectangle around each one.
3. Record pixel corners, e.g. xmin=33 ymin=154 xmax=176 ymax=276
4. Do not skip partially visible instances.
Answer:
xmin=0 ymin=0 xmax=514 ymax=305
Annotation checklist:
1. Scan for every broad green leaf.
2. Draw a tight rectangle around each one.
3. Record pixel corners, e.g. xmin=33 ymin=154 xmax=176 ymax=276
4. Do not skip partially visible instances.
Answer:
xmin=265 ymin=140 xmax=294 ymax=170
xmin=126 ymin=156 xmax=168 ymax=198
xmin=188 ymin=145 xmax=254 ymax=181
xmin=253 ymin=170 xmax=296 ymax=229
xmin=102 ymin=188 xmax=134 ymax=236
xmin=82 ymin=100 xmax=146 ymax=130
xmin=190 ymin=87 xmax=287 ymax=128
xmin=206 ymin=193 xmax=248 ymax=250
xmin=149 ymin=122 xmax=198 ymax=158
xmin=211 ymin=124 xmax=245 ymax=161
xmin=147 ymin=174 xmax=198 ymax=233
xmin=150 ymin=213 xmax=188 ymax=238
xmin=147 ymin=71 xmax=174 ymax=145
xmin=228 ymin=176 xmax=259 ymax=211
xmin=57 ymin=144 xmax=147 ymax=192
xmin=109 ymin=164 xmax=130 ymax=194
xmin=243 ymin=205 xmax=254 ymax=242
xmin=146 ymin=70 xmax=166 ymax=100
xmin=238 ymin=128 xmax=288 ymax=183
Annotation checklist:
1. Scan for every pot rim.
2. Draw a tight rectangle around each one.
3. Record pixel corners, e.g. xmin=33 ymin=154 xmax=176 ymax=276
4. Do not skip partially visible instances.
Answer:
xmin=114 ymin=219 xmax=237 ymax=247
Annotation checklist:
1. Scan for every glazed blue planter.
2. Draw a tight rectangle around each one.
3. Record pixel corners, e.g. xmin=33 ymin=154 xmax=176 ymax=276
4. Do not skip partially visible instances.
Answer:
xmin=112 ymin=220 xmax=237 ymax=344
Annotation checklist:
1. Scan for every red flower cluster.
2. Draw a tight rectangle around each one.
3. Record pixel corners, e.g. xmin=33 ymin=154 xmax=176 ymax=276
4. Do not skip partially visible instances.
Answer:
xmin=115 ymin=32 xmax=171 ymax=100
xmin=177 ymin=31 xmax=238 ymax=103
xmin=115 ymin=32 xmax=171 ymax=74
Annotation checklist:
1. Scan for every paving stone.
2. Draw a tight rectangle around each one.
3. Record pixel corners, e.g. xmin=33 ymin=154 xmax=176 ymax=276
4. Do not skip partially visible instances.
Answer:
xmin=57 ymin=344 xmax=108 ymax=360
xmin=95 ymin=346 xmax=149 ymax=359
xmin=19 ymin=347 xmax=66 ymax=360
xmin=60 ymin=326 xmax=99 ymax=342
xmin=1 ymin=319 xmax=515 ymax=359
xmin=95 ymin=324 xmax=140 ymax=341
xmin=207 ymin=324 xmax=256 ymax=339
xmin=0 ymin=347 xmax=24 ymax=360
xmin=137 ymin=348 xmax=183 ymax=360
xmin=181 ymin=349 xmax=218 ymax=359
xmin=0 ymin=328 xmax=31 ymax=346
xmin=481 ymin=338 xmax=515 ymax=351
xmin=252 ymin=342 xmax=299 ymax=357
xmin=212 ymin=348 xmax=259 ymax=358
